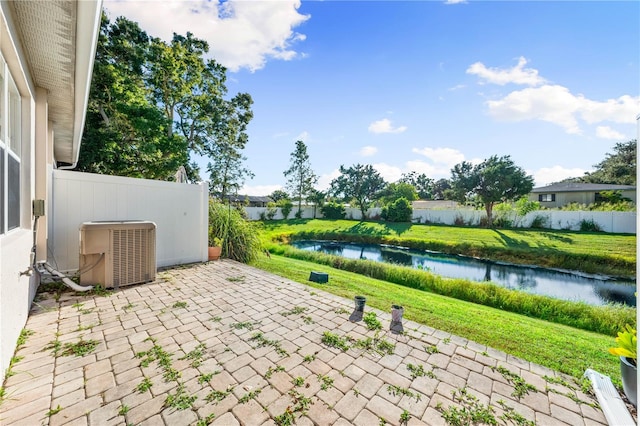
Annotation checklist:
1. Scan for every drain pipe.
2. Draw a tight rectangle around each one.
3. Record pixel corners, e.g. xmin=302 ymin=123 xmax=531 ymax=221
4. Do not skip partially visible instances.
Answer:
xmin=41 ymin=262 xmax=93 ymax=292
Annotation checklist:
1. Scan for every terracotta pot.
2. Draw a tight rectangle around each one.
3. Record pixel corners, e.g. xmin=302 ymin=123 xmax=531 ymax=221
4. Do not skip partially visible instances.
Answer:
xmin=620 ymin=356 xmax=637 ymax=407
xmin=208 ymin=246 xmax=222 ymax=261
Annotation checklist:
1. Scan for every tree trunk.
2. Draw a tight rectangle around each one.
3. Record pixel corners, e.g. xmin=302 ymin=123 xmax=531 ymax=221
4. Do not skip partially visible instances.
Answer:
xmin=485 ymin=202 xmax=494 ymax=227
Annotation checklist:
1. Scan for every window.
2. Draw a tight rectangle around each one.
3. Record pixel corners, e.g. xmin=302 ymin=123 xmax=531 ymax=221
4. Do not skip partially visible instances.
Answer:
xmin=0 ymin=56 xmax=21 ymax=234
xmin=538 ymin=194 xmax=555 ymax=202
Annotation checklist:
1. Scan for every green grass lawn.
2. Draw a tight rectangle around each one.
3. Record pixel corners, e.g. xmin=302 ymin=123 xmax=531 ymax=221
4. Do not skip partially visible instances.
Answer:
xmin=251 ymin=254 xmax=623 ymax=385
xmin=259 ymin=219 xmax=636 ymax=276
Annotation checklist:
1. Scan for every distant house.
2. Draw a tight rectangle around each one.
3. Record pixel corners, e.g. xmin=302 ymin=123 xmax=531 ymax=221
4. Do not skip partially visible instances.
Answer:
xmin=223 ymin=194 xmax=273 ymax=207
xmin=529 ymin=183 xmax=636 ymax=208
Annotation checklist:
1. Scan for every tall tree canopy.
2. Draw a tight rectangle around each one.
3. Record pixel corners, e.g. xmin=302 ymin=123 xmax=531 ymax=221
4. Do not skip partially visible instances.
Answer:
xmin=450 ymin=155 xmax=533 ymax=226
xmin=77 ymin=13 xmax=253 ymax=183
xmin=399 ymin=172 xmax=433 ymax=199
xmin=329 ymin=164 xmax=386 ymax=220
xmin=77 ymin=14 xmax=187 ymax=179
xmin=380 ymin=182 xmax=418 ymax=205
xmin=582 ymin=139 xmax=636 ymax=185
xmin=283 ymin=140 xmax=318 ymax=215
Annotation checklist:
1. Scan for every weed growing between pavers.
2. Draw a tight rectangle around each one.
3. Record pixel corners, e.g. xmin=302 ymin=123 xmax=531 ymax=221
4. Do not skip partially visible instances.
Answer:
xmin=363 ymin=311 xmax=382 ymax=330
xmin=135 ymin=377 xmax=153 ymax=393
xmin=198 ymin=371 xmax=220 ymax=385
xmin=196 ymin=413 xmax=216 ymax=426
xmin=400 ymin=409 xmax=411 ymax=426
xmin=122 ymin=303 xmax=136 ymax=312
xmin=210 ymin=315 xmax=222 ymax=322
xmin=387 ymin=385 xmax=422 ymax=402
xmin=249 ymin=332 xmax=289 ymax=356
xmin=172 ymin=301 xmax=188 ymax=309
xmin=273 ymin=389 xmax=313 ymax=425
xmin=425 ymin=344 xmax=439 ymax=354
xmin=321 ymin=331 xmax=350 ymax=351
xmin=226 ymin=275 xmax=245 ymax=282
xmin=280 ymin=306 xmax=308 ymax=317
xmin=46 ymin=405 xmax=63 ymax=417
xmin=437 ymin=387 xmax=538 ymax=426
xmin=165 ymin=384 xmax=198 ymax=410
xmin=238 ymin=389 xmax=262 ymax=403
xmin=265 ymin=365 xmax=285 ymax=379
xmin=543 ymin=374 xmax=599 ymax=407
xmin=118 ymin=404 xmax=129 ymax=415
xmin=230 ymin=321 xmax=260 ymax=330
xmin=205 ymin=386 xmax=235 ymax=404
xmin=491 ymin=366 xmax=538 ymax=400
xmin=334 ymin=307 xmax=350 ymax=315
xmin=302 ymin=315 xmax=314 ymax=324
xmin=179 ymin=343 xmax=207 ymax=368
xmin=44 ymin=338 xmax=99 ymax=357
xmin=302 ymin=353 xmax=316 ymax=363
xmin=406 ymin=363 xmax=426 ymax=379
xmin=292 ymin=376 xmax=305 ymax=387
xmin=316 ymin=374 xmax=334 ymax=390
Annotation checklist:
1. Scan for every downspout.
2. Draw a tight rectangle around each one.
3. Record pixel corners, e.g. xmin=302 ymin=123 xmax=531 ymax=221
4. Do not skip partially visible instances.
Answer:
xmin=40 ymin=262 xmax=93 ymax=292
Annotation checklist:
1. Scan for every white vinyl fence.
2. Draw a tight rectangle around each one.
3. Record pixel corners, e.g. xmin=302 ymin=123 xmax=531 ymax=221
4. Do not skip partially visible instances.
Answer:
xmin=244 ymin=206 xmax=636 ymax=234
xmin=50 ymin=170 xmax=209 ymax=272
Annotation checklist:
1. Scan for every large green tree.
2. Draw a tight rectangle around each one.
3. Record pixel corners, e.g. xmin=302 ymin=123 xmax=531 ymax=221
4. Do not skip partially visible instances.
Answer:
xmin=329 ymin=164 xmax=386 ymax=220
xmin=380 ymin=182 xmax=418 ymax=205
xmin=283 ymin=140 xmax=318 ymax=215
xmin=582 ymin=139 xmax=636 ymax=185
xmin=207 ymin=93 xmax=254 ymax=200
xmin=450 ymin=155 xmax=533 ymax=226
xmin=399 ymin=172 xmax=433 ymax=199
xmin=78 ymin=14 xmax=254 ymax=183
xmin=77 ymin=14 xmax=187 ymax=179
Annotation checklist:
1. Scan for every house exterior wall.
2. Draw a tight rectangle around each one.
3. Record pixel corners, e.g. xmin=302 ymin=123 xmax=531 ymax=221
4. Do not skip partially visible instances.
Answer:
xmin=0 ymin=3 xmax=40 ymax=385
xmin=529 ymin=189 xmax=637 ymax=208
xmin=50 ymin=170 xmax=209 ymax=272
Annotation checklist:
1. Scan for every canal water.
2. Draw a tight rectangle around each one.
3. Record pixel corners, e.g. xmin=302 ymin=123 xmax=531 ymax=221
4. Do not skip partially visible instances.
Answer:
xmin=291 ymin=240 xmax=636 ymax=307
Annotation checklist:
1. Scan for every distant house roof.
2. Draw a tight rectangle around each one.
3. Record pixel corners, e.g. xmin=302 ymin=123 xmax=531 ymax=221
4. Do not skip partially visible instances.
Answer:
xmin=531 ymin=183 xmax=636 ymax=193
xmin=224 ymin=195 xmax=273 ymax=203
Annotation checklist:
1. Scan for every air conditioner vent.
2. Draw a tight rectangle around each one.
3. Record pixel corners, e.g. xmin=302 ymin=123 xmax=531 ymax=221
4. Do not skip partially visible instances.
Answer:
xmin=79 ymin=221 xmax=156 ymax=289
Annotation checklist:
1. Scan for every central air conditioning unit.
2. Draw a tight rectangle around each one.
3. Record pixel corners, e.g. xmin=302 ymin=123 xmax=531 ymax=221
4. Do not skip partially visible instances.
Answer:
xmin=79 ymin=221 xmax=157 ymax=289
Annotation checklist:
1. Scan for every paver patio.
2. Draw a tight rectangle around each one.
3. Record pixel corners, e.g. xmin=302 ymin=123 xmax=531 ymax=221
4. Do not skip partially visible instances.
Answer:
xmin=0 ymin=260 xmax=608 ymax=425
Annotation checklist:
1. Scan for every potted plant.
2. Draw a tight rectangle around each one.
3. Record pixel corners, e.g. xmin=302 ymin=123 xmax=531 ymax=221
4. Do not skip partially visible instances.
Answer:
xmin=208 ymin=236 xmax=223 ymax=261
xmin=609 ymin=324 xmax=637 ymax=407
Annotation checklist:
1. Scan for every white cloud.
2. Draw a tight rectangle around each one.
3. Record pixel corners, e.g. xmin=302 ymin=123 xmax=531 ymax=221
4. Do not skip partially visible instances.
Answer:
xmin=240 ymin=184 xmax=283 ymax=196
xmin=448 ymin=84 xmax=466 ymax=91
xmin=595 ymin=126 xmax=626 ymax=140
xmin=372 ymin=163 xmax=403 ymax=182
xmin=444 ymin=0 xmax=467 ymax=4
xmin=317 ymin=169 xmax=341 ymax=191
xmin=531 ymin=166 xmax=588 ymax=187
xmin=295 ymin=131 xmax=310 ymax=141
xmin=405 ymin=160 xmax=451 ymax=180
xmin=467 ymin=57 xmax=546 ymax=86
xmin=103 ymin=0 xmax=309 ymax=72
xmin=411 ymin=147 xmax=465 ymax=167
xmin=486 ymin=85 xmax=639 ymax=134
xmin=359 ymin=146 xmax=378 ymax=157
xmin=368 ymin=118 xmax=407 ymax=134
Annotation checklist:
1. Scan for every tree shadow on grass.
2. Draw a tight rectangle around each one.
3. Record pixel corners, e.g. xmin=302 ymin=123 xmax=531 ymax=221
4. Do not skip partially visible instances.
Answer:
xmin=492 ymin=230 xmax=533 ymax=249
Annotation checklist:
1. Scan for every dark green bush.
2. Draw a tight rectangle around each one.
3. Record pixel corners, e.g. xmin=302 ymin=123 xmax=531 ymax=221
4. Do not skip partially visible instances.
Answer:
xmin=320 ymin=202 xmax=346 ymax=219
xmin=579 ymin=219 xmax=602 ymax=232
xmin=381 ymin=197 xmax=412 ymax=222
xmin=278 ymin=199 xmax=293 ymax=219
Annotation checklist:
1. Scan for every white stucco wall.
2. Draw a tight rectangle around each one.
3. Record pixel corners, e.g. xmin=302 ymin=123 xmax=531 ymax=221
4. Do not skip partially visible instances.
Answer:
xmin=50 ymin=170 xmax=209 ymax=272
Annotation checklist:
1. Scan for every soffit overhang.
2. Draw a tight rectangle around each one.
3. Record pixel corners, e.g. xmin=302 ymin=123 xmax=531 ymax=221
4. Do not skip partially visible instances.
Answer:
xmin=9 ymin=0 xmax=101 ymax=167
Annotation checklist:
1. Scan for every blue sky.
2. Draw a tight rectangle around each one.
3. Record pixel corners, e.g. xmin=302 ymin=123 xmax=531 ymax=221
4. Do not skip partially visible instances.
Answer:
xmin=104 ymin=0 xmax=639 ymax=195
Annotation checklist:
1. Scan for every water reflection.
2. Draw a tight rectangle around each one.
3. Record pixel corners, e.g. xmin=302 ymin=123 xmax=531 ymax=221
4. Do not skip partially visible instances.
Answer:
xmin=292 ymin=240 xmax=636 ymax=307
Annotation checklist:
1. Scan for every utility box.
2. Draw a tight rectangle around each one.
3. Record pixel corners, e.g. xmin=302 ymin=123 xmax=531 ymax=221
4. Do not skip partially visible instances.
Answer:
xmin=79 ymin=221 xmax=156 ymax=289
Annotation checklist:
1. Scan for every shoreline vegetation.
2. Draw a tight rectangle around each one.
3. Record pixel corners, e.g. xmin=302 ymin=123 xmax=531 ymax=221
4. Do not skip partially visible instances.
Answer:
xmin=251 ymin=218 xmax=637 ymax=384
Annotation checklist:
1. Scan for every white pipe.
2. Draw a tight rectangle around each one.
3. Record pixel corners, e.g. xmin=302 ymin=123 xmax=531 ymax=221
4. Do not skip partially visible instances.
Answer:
xmin=42 ymin=263 xmax=93 ymax=292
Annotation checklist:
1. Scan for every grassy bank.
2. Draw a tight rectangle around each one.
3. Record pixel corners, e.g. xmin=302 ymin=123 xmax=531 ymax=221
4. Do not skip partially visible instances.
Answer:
xmin=259 ymin=219 xmax=636 ymax=277
xmin=265 ymin=244 xmax=635 ymax=336
xmin=251 ymin=254 xmax=622 ymax=384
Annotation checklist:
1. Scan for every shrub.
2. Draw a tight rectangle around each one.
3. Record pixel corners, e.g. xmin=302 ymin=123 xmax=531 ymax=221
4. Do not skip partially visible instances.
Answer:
xmin=454 ymin=215 xmax=466 ymax=226
xmin=579 ymin=219 xmax=602 ymax=232
xmin=381 ymin=197 xmax=412 ymax=222
xmin=209 ymin=200 xmax=262 ymax=263
xmin=320 ymin=202 xmax=346 ymax=219
xmin=529 ymin=215 xmax=548 ymax=229
xmin=278 ymin=199 xmax=293 ymax=219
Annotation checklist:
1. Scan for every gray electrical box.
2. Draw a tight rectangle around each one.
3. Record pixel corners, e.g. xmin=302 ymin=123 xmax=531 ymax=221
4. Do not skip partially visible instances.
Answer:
xmin=33 ymin=199 xmax=45 ymax=217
